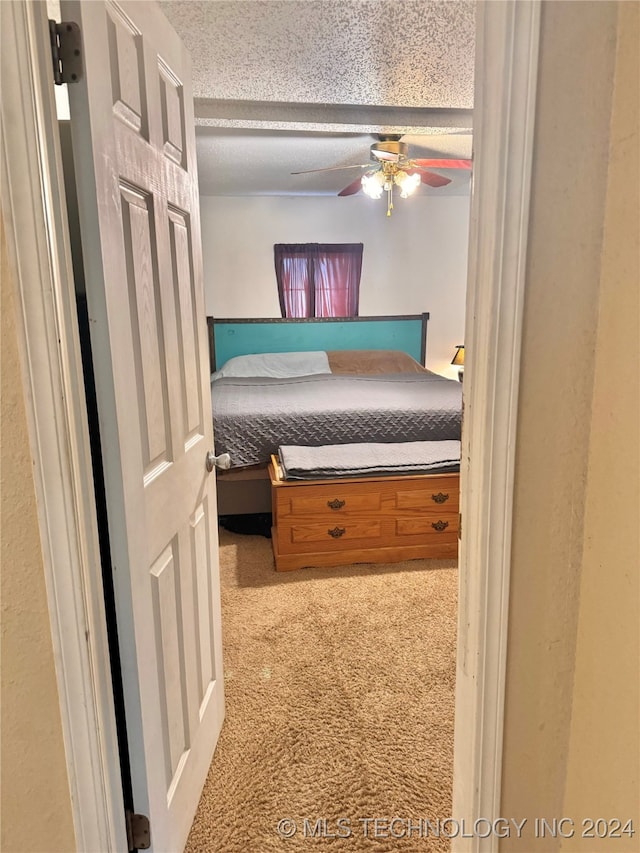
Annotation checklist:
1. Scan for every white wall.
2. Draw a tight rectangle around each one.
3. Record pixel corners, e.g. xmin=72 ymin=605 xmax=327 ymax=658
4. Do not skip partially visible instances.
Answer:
xmin=200 ymin=194 xmax=470 ymax=378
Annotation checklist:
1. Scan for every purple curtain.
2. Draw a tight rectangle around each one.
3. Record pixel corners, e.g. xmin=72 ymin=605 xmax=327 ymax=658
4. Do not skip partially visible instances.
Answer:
xmin=274 ymin=243 xmax=363 ymax=318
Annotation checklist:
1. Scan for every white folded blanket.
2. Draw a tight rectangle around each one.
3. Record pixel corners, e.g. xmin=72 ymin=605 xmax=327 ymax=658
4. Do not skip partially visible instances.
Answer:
xmin=278 ymin=440 xmax=461 ymax=480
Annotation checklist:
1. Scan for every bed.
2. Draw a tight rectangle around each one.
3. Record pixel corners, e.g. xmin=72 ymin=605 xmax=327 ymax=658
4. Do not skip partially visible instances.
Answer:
xmin=207 ymin=314 xmax=462 ymax=515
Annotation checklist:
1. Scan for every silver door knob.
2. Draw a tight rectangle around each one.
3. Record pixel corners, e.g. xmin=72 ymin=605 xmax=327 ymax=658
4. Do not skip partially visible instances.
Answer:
xmin=205 ymin=451 xmax=231 ymax=472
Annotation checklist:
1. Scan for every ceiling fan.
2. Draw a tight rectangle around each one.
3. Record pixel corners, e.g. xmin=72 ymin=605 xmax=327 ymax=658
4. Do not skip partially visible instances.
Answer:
xmin=292 ymin=135 xmax=472 ymax=216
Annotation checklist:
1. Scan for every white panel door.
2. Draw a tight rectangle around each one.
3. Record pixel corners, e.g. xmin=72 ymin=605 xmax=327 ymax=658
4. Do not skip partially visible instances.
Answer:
xmin=61 ymin=2 xmax=224 ymax=850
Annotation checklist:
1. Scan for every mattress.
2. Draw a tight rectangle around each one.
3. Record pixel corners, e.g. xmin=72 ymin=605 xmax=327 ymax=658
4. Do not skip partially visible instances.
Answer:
xmin=211 ymin=372 xmax=462 ymax=468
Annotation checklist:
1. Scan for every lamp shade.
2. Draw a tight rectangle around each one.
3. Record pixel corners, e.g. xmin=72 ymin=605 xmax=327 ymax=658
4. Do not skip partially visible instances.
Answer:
xmin=451 ymin=345 xmax=465 ymax=366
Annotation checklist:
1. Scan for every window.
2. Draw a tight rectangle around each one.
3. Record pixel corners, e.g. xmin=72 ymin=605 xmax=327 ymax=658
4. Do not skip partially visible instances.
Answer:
xmin=274 ymin=243 xmax=363 ymax=318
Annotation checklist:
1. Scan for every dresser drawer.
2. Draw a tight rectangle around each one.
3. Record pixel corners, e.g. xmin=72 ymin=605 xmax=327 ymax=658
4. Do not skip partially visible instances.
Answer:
xmin=396 ymin=515 xmax=458 ymax=540
xmin=277 ymin=518 xmax=384 ymax=554
xmin=395 ymin=478 xmax=459 ymax=512
xmin=277 ymin=485 xmax=382 ymax=518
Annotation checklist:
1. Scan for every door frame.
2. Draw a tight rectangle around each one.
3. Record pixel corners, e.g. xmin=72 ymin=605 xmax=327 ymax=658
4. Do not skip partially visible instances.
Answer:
xmin=452 ymin=4 xmax=540 ymax=850
xmin=1 ymin=2 xmax=539 ymax=852
xmin=0 ymin=2 xmax=127 ymax=850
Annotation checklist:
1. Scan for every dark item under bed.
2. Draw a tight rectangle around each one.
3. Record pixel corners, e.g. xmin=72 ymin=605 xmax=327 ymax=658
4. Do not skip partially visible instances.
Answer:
xmin=278 ymin=440 xmax=461 ymax=480
xmin=211 ymin=372 xmax=462 ymax=469
xmin=219 ymin=513 xmax=272 ymax=538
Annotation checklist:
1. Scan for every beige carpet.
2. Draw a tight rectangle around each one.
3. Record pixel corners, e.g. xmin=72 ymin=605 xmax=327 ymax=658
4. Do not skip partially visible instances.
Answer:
xmin=185 ymin=529 xmax=458 ymax=853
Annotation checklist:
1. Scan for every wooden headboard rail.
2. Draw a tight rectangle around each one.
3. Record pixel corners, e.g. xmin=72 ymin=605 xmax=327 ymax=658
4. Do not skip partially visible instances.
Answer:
xmin=206 ymin=313 xmax=430 ymax=374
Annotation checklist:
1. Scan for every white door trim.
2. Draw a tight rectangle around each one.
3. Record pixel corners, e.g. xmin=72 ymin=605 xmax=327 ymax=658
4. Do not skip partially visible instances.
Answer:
xmin=0 ymin=3 xmax=126 ymax=851
xmin=1 ymin=1 xmax=540 ymax=851
xmin=453 ymin=2 xmax=541 ymax=850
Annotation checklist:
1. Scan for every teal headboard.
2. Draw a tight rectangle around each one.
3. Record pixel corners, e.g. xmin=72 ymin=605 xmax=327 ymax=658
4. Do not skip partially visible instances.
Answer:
xmin=207 ymin=314 xmax=429 ymax=373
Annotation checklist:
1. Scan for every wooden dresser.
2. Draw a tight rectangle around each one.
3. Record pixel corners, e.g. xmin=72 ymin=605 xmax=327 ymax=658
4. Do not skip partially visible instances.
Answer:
xmin=268 ymin=456 xmax=459 ymax=572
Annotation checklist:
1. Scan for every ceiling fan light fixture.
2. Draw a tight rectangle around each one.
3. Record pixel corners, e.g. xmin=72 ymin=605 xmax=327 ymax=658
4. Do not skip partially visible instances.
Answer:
xmin=394 ymin=170 xmax=421 ymax=198
xmin=361 ymin=161 xmax=423 ymax=212
xmin=361 ymin=171 xmax=385 ymax=199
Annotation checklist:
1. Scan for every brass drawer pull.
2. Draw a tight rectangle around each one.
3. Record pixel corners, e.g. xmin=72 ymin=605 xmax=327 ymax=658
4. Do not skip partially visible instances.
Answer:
xmin=432 ymin=520 xmax=449 ymax=532
xmin=327 ymin=498 xmax=346 ymax=510
xmin=328 ymin=526 xmax=346 ymax=538
xmin=432 ymin=492 xmax=449 ymax=504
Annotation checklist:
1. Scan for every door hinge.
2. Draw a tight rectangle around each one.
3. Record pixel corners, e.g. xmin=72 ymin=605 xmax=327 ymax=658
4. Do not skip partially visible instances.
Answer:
xmin=458 ymin=512 xmax=462 ymax=539
xmin=48 ymin=19 xmax=83 ymax=85
xmin=125 ymin=810 xmax=151 ymax=851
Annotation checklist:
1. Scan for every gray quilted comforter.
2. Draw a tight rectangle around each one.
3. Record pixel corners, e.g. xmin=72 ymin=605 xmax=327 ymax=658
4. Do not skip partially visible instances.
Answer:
xmin=211 ymin=372 xmax=462 ymax=469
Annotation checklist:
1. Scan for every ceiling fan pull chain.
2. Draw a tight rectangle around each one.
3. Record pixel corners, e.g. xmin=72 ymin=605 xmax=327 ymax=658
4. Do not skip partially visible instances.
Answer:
xmin=387 ymin=184 xmax=393 ymax=217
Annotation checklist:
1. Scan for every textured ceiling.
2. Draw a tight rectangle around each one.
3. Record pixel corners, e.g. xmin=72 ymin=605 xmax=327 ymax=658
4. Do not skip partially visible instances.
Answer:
xmin=159 ymin=0 xmax=476 ymax=196
xmin=159 ymin=1 xmax=475 ymax=110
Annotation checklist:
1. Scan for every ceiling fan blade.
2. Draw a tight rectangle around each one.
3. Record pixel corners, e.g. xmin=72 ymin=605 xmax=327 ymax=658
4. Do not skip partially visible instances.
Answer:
xmin=412 ymin=158 xmax=472 ymax=170
xmin=291 ymin=163 xmax=370 ymax=175
xmin=418 ymin=171 xmax=452 ymax=188
xmin=338 ymin=176 xmax=364 ymax=197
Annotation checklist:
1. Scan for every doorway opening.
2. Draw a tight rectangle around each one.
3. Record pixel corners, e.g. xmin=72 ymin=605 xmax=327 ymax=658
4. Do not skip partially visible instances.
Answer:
xmin=184 ymin=48 xmax=469 ymax=847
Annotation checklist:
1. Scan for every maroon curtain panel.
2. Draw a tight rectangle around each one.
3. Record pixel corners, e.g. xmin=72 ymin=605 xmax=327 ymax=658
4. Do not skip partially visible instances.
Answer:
xmin=274 ymin=244 xmax=315 ymax=318
xmin=274 ymin=243 xmax=363 ymax=318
